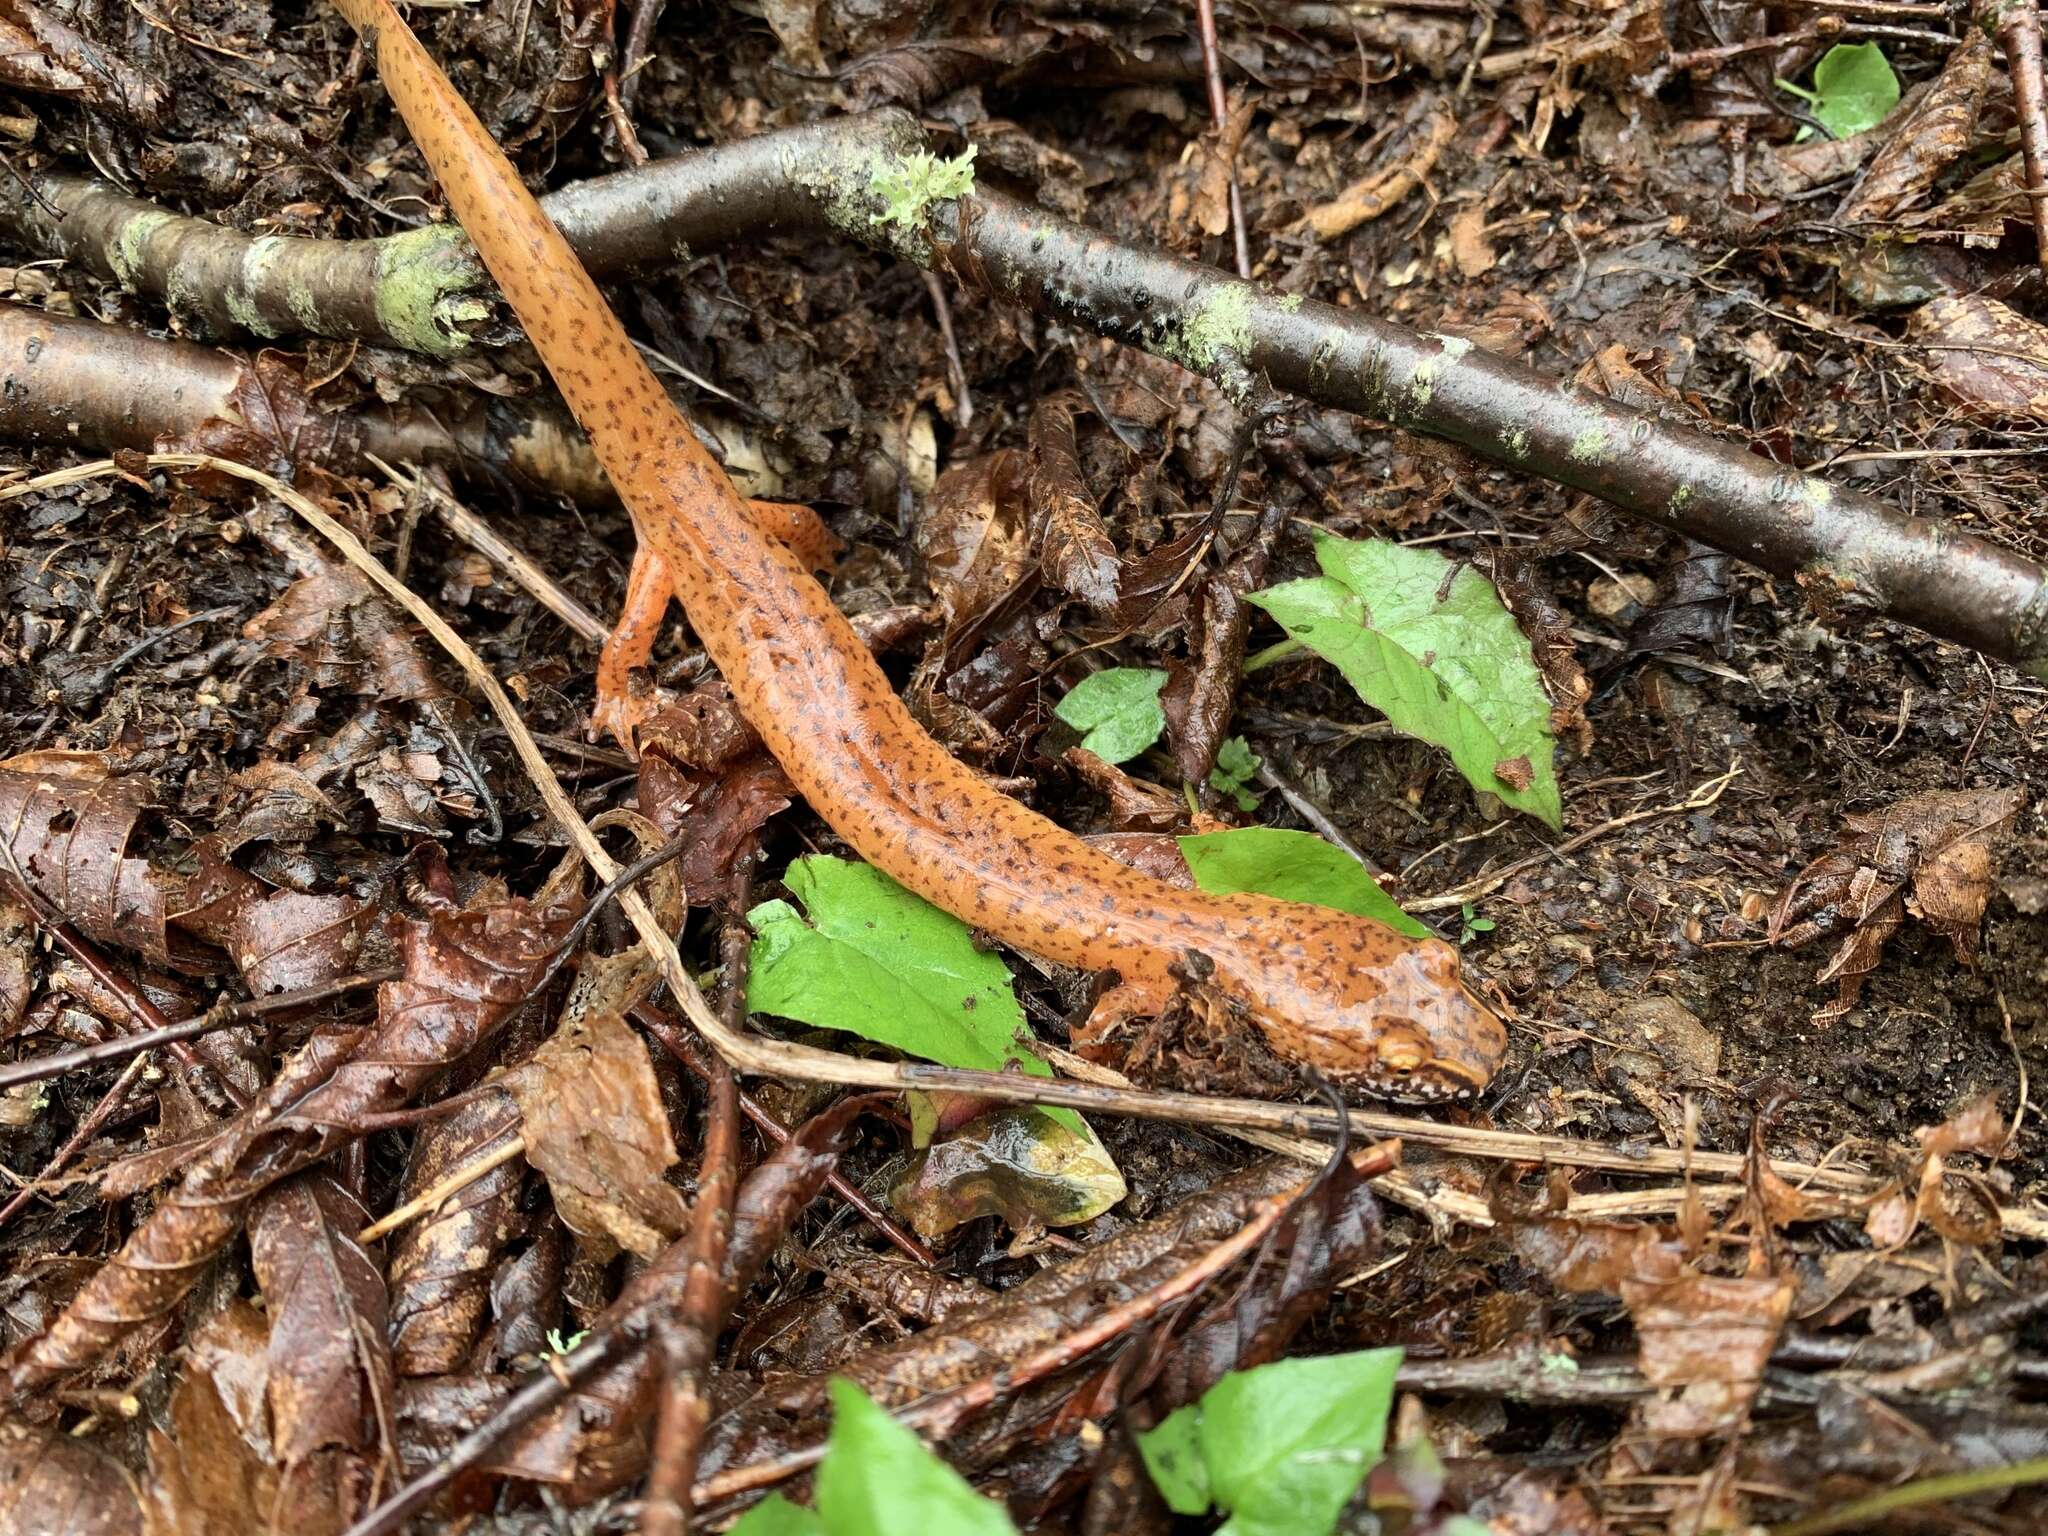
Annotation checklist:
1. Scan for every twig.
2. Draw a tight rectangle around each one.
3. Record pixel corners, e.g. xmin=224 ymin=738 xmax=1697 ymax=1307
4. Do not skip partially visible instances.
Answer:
xmin=1769 ymin=1454 xmax=2048 ymax=1536
xmin=357 ymin=1125 xmax=524 ymax=1243
xmin=641 ymin=888 xmax=748 ymax=1536
xmin=1982 ymin=0 xmax=2048 ymax=264
xmin=1194 ymin=0 xmax=1252 ymax=278
xmin=0 ymin=969 xmax=395 ymax=1092
xmin=636 ymin=1003 xmax=936 ymax=1265
xmin=13 ymin=114 xmax=2048 ymax=676
xmin=921 ymin=272 xmax=974 ymax=431
xmin=369 ymin=456 xmax=610 ymax=643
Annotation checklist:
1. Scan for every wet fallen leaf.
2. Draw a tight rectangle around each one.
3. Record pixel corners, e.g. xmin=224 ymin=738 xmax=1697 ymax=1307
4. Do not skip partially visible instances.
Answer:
xmin=890 ymin=1104 xmax=1126 ymax=1239
xmin=1839 ymin=28 xmax=1992 ymax=223
xmin=505 ymin=980 xmax=688 ymax=1259
xmin=1772 ymin=786 xmax=2021 ymax=1023
xmin=1909 ymin=296 xmax=2048 ymax=425
xmin=0 ymin=1418 xmax=141 ymax=1536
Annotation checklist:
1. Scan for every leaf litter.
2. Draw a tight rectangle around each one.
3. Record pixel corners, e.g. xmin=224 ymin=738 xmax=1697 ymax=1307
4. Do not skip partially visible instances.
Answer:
xmin=2 ymin=4 xmax=2048 ymax=1533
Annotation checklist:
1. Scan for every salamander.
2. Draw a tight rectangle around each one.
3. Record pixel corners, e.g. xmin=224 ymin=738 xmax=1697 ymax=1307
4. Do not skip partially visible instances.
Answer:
xmin=326 ymin=0 xmax=1508 ymax=1100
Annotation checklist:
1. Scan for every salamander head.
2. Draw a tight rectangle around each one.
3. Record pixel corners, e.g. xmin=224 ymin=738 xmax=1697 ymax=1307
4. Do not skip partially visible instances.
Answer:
xmin=1356 ymin=937 xmax=1507 ymax=1103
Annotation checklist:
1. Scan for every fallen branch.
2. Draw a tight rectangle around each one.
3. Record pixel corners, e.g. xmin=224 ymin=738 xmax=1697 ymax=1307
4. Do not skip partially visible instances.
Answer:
xmin=8 ymin=111 xmax=2047 ymax=676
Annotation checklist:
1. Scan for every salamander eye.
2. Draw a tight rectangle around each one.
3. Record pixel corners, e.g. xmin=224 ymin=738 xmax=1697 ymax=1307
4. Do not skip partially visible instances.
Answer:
xmin=1378 ymin=1023 xmax=1427 ymax=1075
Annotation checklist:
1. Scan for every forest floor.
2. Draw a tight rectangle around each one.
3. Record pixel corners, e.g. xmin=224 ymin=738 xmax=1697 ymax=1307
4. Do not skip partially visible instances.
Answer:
xmin=2 ymin=1 xmax=2047 ymax=1533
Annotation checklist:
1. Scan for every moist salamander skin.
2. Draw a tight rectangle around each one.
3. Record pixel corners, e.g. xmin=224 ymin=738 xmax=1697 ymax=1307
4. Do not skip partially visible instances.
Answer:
xmin=328 ymin=0 xmax=1508 ymax=1100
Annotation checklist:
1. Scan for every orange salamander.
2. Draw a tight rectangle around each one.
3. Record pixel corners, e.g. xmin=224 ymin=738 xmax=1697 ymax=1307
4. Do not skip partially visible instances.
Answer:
xmin=327 ymin=0 xmax=1508 ymax=1101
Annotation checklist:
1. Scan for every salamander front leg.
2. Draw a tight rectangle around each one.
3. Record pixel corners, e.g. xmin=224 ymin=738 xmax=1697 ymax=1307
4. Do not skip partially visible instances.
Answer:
xmin=591 ymin=540 xmax=674 ymax=752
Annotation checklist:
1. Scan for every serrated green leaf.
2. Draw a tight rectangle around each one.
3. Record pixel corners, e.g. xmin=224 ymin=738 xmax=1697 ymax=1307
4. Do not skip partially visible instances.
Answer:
xmin=1136 ymin=1349 xmax=1404 ymax=1536
xmin=729 ymin=1494 xmax=826 ymax=1536
xmin=747 ymin=856 xmax=1045 ymax=1077
xmin=1053 ymin=667 xmax=1168 ymax=763
xmin=817 ymin=1379 xmax=1019 ymax=1536
xmin=1246 ymin=533 xmax=1561 ymax=829
xmin=1179 ymin=827 xmax=1429 ymax=939
xmin=1809 ymin=42 xmax=1900 ymax=139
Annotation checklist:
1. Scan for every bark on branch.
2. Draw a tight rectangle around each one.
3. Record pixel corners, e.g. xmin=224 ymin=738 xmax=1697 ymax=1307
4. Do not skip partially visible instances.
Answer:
xmin=6 ymin=110 xmax=2046 ymax=675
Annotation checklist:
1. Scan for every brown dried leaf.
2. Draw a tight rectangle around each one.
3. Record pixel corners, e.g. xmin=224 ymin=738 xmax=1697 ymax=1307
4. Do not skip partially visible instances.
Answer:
xmin=250 ymin=1172 xmax=395 ymax=1473
xmin=0 ymin=751 xmax=191 ymax=968
xmin=1189 ymin=95 xmax=1256 ymax=238
xmin=1449 ymin=205 xmax=1497 ymax=277
xmin=505 ymin=1004 xmax=687 ymax=1259
xmin=1840 ymin=30 xmax=1993 ymax=224
xmin=0 ymin=1418 xmax=141 ymax=1536
xmin=1303 ymin=98 xmax=1454 ymax=241
xmin=5 ymin=892 xmax=575 ymax=1397
xmin=0 ymin=0 xmax=166 ymax=123
xmin=140 ymin=1301 xmax=275 ymax=1536
xmin=636 ymin=751 xmax=793 ymax=908
xmin=1910 ymin=295 xmax=2048 ymax=424
xmin=243 ymin=552 xmax=445 ymax=704
xmin=1029 ymin=395 xmax=1121 ymax=614
xmin=636 ymin=679 xmax=763 ymax=774
xmin=228 ymin=890 xmax=373 ymax=997
xmin=389 ymin=1093 xmax=526 ymax=1376
xmin=1772 ymin=788 xmax=2020 ymax=1022
xmin=917 ymin=449 xmax=1037 ymax=628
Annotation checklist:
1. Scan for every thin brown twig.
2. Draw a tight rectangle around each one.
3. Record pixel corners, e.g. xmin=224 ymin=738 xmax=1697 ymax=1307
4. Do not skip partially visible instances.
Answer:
xmin=641 ymin=883 xmax=749 ymax=1536
xmin=1982 ymin=0 xmax=2048 ymax=264
xmin=0 ymin=969 xmax=396 ymax=1092
xmin=1194 ymin=0 xmax=1252 ymax=278
xmin=637 ymin=1003 xmax=936 ymax=1265
xmin=0 ymin=837 xmax=245 ymax=1105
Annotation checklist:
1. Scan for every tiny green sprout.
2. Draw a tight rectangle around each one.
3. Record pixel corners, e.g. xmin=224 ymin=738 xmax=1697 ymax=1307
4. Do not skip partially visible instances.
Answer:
xmin=870 ymin=147 xmax=977 ymax=230
xmin=545 ymin=1328 xmax=588 ymax=1357
xmin=1207 ymin=736 xmax=1262 ymax=813
xmin=1458 ymin=902 xmax=1495 ymax=946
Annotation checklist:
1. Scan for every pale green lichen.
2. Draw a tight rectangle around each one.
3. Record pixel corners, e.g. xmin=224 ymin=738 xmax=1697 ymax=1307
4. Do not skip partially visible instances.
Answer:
xmin=223 ymin=285 xmax=273 ymax=337
xmin=285 ymin=277 xmax=325 ymax=334
xmin=1569 ymin=426 xmax=1610 ymax=464
xmin=107 ymin=210 xmax=175 ymax=289
xmin=1502 ymin=425 xmax=1530 ymax=458
xmin=1432 ymin=332 xmax=1472 ymax=362
xmin=1410 ymin=361 xmax=1437 ymax=411
xmin=1278 ymin=293 xmax=1304 ymax=313
xmin=1171 ymin=282 xmax=1254 ymax=370
xmin=373 ymin=223 xmax=488 ymax=357
xmin=869 ymin=146 xmax=977 ymax=230
xmin=1668 ymin=483 xmax=1694 ymax=513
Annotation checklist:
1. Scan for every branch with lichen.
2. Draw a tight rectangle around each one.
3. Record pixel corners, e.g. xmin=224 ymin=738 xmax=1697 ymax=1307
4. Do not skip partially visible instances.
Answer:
xmin=6 ymin=110 xmax=2047 ymax=676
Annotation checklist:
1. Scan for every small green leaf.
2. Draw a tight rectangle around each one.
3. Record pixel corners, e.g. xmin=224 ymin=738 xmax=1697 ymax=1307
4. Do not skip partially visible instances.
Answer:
xmin=1247 ymin=533 xmax=1561 ymax=829
xmin=729 ymin=1494 xmax=826 ymax=1536
xmin=748 ymin=856 xmax=1045 ymax=1078
xmin=1136 ymin=1349 xmax=1404 ymax=1536
xmin=817 ymin=1379 xmax=1019 ymax=1536
xmin=1207 ymin=735 xmax=1262 ymax=812
xmin=1803 ymin=42 xmax=1901 ymax=139
xmin=1179 ymin=827 xmax=1429 ymax=940
xmin=1053 ymin=667 xmax=1168 ymax=763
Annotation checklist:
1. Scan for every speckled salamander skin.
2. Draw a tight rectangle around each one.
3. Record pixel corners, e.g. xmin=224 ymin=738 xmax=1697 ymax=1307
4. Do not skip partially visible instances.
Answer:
xmin=329 ymin=0 xmax=1508 ymax=1100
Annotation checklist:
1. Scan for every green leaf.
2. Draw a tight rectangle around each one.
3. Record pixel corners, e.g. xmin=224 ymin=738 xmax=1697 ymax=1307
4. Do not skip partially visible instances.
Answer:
xmin=1806 ymin=42 xmax=1901 ymax=139
xmin=1246 ymin=533 xmax=1561 ymax=829
xmin=1179 ymin=827 xmax=1429 ymax=940
xmin=1137 ymin=1404 xmax=1212 ymax=1515
xmin=1208 ymin=735 xmax=1262 ymax=812
xmin=1137 ymin=1349 xmax=1404 ymax=1536
xmin=817 ymin=1379 xmax=1019 ymax=1536
xmin=729 ymin=1494 xmax=826 ymax=1536
xmin=1053 ymin=667 xmax=1168 ymax=764
xmin=748 ymin=856 xmax=1046 ymax=1078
